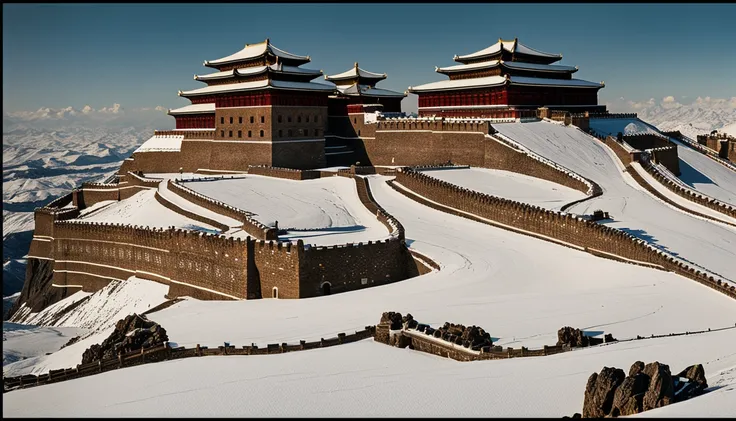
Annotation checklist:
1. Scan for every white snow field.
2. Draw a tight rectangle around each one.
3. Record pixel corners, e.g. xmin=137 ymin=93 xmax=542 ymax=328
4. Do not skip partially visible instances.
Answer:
xmin=4 ymin=277 xmax=169 ymax=377
xmin=76 ymin=188 xmax=220 ymax=233
xmin=419 ymin=167 xmax=587 ymax=211
xmin=183 ymin=174 xmax=390 ymax=245
xmin=590 ymin=117 xmax=736 ymax=206
xmin=493 ymin=121 xmax=736 ymax=283
xmin=3 ymin=323 xmax=85 ymax=367
xmin=722 ymin=122 xmax=736 ymax=137
xmin=3 ymin=329 xmax=735 ymax=417
xmin=140 ymin=175 xmax=736 ymax=354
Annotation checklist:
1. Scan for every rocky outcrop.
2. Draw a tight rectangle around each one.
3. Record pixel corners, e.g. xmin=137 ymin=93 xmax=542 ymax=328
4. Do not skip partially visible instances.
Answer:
xmin=583 ymin=367 xmax=626 ymax=418
xmin=81 ymin=314 xmax=168 ymax=364
xmin=581 ymin=361 xmax=708 ymax=417
xmin=378 ymin=312 xmax=494 ymax=351
xmin=557 ymin=326 xmax=617 ymax=348
xmin=7 ymin=258 xmax=72 ymax=321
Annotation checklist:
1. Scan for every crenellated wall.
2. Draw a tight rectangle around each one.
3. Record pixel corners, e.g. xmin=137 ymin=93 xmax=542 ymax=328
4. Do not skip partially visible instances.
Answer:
xmin=392 ymin=168 xmax=736 ymax=300
xmin=247 ymin=165 xmax=321 ymax=180
xmin=167 ymin=179 xmax=278 ymax=240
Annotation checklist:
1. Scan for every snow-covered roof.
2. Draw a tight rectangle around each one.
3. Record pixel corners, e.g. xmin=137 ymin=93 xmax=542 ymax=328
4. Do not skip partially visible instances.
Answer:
xmin=195 ymin=64 xmax=322 ymax=81
xmin=436 ymin=60 xmax=577 ymax=74
xmin=408 ymin=75 xmax=603 ymax=93
xmin=180 ymin=79 xmax=336 ymax=97
xmin=134 ymin=134 xmax=184 ymax=153
xmin=168 ymin=103 xmax=216 ymax=115
xmin=337 ymin=83 xmax=406 ymax=98
xmin=204 ymin=39 xmax=310 ymax=67
xmin=409 ymin=76 xmax=507 ymax=92
xmin=509 ymin=76 xmax=603 ymax=88
xmin=325 ymin=63 xmax=387 ymax=82
xmin=454 ymin=38 xmax=562 ymax=62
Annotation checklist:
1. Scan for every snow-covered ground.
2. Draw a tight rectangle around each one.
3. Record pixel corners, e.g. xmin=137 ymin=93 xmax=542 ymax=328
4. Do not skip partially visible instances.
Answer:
xmin=419 ymin=167 xmax=587 ymax=211
xmin=493 ymin=121 xmax=736 ymax=283
xmin=5 ymin=277 xmax=169 ymax=377
xmin=3 ymin=329 xmax=735 ymax=417
xmin=183 ymin=175 xmax=390 ymax=246
xmin=3 ymin=323 xmax=85 ymax=367
xmin=721 ymin=122 xmax=736 ymax=137
xmin=137 ymin=175 xmax=736 ymax=355
xmin=590 ymin=118 xmax=736 ymax=206
xmin=75 ymin=189 xmax=220 ymax=233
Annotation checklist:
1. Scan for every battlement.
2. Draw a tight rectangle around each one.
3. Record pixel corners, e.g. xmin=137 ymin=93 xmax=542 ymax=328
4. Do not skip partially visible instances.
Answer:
xmin=588 ymin=112 xmax=638 ymax=119
xmin=375 ymin=118 xmax=493 ymax=134
xmin=247 ymin=165 xmax=321 ymax=180
xmin=393 ymin=168 xmax=736 ymax=300
xmin=168 ymin=179 xmax=277 ymax=240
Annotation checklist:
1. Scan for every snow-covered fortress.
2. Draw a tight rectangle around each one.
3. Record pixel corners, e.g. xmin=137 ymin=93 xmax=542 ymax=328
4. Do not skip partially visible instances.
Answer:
xmin=120 ymin=38 xmax=608 ymax=174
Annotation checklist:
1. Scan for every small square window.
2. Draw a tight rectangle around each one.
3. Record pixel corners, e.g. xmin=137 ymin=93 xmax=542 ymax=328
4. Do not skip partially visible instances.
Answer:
xmin=297 ymin=116 xmax=301 ymax=123
xmin=239 ymin=117 xmax=243 ymax=124
xmin=229 ymin=130 xmax=233 ymax=137
xmin=238 ymin=130 xmax=242 ymax=138
xmin=229 ymin=117 xmax=233 ymax=124
xmin=306 ymin=116 xmax=309 ymax=123
xmin=250 ymin=116 xmax=254 ymax=123
xmin=279 ymin=130 xmax=283 ymax=137
xmin=314 ymin=129 xmax=319 ymax=136
xmin=259 ymin=130 xmax=264 ymax=137
xmin=278 ymin=115 xmax=282 ymax=123
xmin=288 ymin=116 xmax=292 ymax=123
xmin=248 ymin=130 xmax=252 ymax=137
xmin=220 ymin=130 xmax=225 ymax=137
xmin=261 ymin=116 xmax=264 ymax=123
xmin=221 ymin=117 xmax=224 ymax=124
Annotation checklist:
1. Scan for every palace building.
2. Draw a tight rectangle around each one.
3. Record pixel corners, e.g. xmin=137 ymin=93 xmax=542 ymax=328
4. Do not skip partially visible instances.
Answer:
xmin=408 ymin=38 xmax=606 ymax=118
xmin=165 ymin=38 xmax=336 ymax=170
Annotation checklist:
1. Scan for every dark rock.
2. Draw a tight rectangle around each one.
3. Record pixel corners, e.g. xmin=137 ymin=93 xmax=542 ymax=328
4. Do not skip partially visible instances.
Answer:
xmin=604 ymin=333 xmax=617 ymax=343
xmin=611 ymin=373 xmax=650 ymax=416
xmin=642 ymin=362 xmax=674 ymax=411
xmin=582 ymin=367 xmax=626 ymax=418
xmin=673 ymin=364 xmax=708 ymax=402
xmin=81 ymin=314 xmax=168 ymax=365
xmin=629 ymin=361 xmax=645 ymax=377
xmin=557 ymin=326 xmax=589 ymax=348
xmin=59 ymin=336 xmax=81 ymax=350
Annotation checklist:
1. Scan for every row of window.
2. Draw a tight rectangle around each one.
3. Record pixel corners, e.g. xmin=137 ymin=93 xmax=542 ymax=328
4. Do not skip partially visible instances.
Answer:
xmin=220 ymin=128 xmax=322 ymax=138
xmin=221 ymin=116 xmax=265 ymax=124
xmin=219 ymin=115 xmax=322 ymax=125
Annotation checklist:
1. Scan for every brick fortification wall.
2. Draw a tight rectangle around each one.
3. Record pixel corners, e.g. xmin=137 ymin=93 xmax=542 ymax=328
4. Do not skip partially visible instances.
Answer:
xmin=356 ymin=118 xmax=595 ymax=198
xmin=247 ymin=165 xmax=321 ymax=180
xmin=622 ymin=134 xmax=680 ymax=175
xmin=167 ymin=179 xmax=278 ymax=240
xmin=393 ymin=168 xmax=736 ymax=300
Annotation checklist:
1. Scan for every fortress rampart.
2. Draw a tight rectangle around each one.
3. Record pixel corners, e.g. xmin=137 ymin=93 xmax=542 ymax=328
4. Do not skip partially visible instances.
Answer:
xmin=247 ymin=165 xmax=321 ymax=180
xmin=393 ymin=168 xmax=736 ymax=300
xmin=167 ymin=179 xmax=278 ymax=240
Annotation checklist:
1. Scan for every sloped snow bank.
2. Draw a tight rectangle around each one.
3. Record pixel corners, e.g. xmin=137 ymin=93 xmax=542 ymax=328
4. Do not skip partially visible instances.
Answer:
xmin=4 ymin=277 xmax=168 ymax=376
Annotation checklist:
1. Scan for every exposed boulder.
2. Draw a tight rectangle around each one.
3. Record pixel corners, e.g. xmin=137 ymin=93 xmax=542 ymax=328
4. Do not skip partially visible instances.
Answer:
xmin=673 ymin=364 xmax=708 ymax=402
xmin=582 ymin=367 xmax=626 ymax=417
xmin=557 ymin=326 xmax=615 ymax=348
xmin=81 ymin=314 xmax=168 ymax=365
xmin=580 ymin=361 xmax=707 ymax=417
xmin=642 ymin=362 xmax=674 ymax=411
xmin=611 ymin=373 xmax=649 ymax=416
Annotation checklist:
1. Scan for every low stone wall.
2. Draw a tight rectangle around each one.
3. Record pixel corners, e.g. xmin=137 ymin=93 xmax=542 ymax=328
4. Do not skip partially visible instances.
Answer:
xmin=247 ymin=165 xmax=321 ymax=180
xmin=167 ymin=179 xmax=278 ymax=240
xmin=153 ymin=190 xmax=229 ymax=232
xmin=3 ymin=326 xmax=377 ymax=393
xmin=643 ymin=163 xmax=736 ymax=219
xmin=392 ymin=168 xmax=736 ymax=300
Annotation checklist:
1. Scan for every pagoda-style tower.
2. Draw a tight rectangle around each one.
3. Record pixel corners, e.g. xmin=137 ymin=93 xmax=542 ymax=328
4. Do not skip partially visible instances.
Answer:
xmin=166 ymin=38 xmax=337 ymax=170
xmin=325 ymin=62 xmax=406 ymax=114
xmin=408 ymin=38 xmax=606 ymax=118
xmin=323 ymin=64 xmax=406 ymax=166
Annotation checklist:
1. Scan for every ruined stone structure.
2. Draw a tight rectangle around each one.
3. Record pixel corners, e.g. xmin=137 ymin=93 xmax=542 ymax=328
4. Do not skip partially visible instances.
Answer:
xmin=408 ymin=38 xmax=607 ymax=118
xmin=697 ymin=132 xmax=736 ymax=160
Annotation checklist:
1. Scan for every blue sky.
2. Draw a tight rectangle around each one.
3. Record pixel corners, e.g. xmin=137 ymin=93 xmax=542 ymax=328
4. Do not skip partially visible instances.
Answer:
xmin=3 ymin=3 xmax=736 ymax=115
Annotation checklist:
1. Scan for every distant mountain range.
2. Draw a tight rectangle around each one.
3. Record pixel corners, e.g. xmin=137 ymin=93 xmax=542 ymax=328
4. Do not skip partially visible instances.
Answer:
xmin=635 ymin=101 xmax=736 ymax=140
